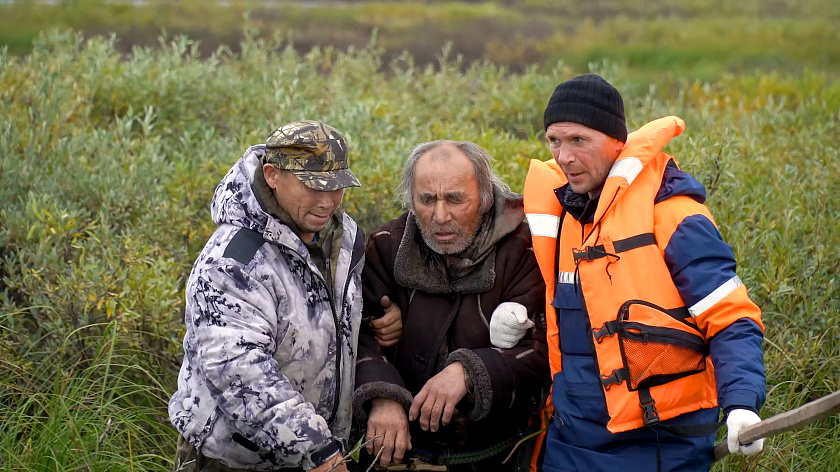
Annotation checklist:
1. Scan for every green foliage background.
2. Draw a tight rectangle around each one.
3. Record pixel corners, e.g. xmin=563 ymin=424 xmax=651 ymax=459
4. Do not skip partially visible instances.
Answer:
xmin=0 ymin=1 xmax=838 ymax=471
xmin=2 ymin=0 xmax=839 ymax=79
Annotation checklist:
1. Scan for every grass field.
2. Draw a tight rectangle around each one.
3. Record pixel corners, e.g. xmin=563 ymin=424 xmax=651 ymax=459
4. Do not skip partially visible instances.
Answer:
xmin=1 ymin=1 xmax=838 ymax=471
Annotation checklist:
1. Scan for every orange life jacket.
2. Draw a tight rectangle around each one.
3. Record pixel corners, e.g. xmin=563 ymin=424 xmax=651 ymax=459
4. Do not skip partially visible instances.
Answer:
xmin=523 ymin=116 xmax=763 ymax=433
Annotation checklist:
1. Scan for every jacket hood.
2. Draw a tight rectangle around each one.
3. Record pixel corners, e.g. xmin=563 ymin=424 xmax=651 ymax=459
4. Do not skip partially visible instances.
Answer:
xmin=589 ymin=116 xmax=707 ymax=226
xmin=655 ymin=164 xmax=706 ymax=204
xmin=210 ymin=145 xmax=313 ymax=254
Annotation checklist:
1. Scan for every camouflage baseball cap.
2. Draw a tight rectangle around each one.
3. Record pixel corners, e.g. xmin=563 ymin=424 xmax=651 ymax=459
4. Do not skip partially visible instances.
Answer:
xmin=264 ymin=120 xmax=361 ymax=191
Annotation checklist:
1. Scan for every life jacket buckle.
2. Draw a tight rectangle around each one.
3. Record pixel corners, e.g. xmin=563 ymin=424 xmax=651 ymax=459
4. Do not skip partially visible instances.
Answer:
xmin=572 ymin=246 xmax=595 ymax=263
xmin=641 ymin=399 xmax=660 ymax=426
xmin=592 ymin=321 xmax=618 ymax=343
xmin=600 ymin=369 xmax=626 ymax=391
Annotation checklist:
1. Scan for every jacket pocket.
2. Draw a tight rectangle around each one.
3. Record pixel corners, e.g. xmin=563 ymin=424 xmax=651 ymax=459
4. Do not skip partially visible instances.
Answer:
xmin=617 ymin=321 xmax=707 ymax=391
xmin=595 ymin=300 xmax=707 ymax=392
xmin=551 ymin=279 xmax=581 ymax=310
xmin=551 ymin=372 xmax=611 ymax=428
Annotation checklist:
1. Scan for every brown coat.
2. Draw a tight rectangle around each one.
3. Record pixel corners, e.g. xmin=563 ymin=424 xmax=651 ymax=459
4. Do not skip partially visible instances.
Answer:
xmin=354 ymin=205 xmax=549 ymax=458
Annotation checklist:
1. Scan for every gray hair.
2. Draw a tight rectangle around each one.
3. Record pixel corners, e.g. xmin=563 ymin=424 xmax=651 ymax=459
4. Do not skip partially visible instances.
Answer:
xmin=397 ymin=140 xmax=509 ymax=214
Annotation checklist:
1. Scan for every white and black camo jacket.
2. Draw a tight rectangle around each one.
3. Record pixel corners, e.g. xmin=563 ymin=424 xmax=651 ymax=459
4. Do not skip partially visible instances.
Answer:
xmin=168 ymin=145 xmax=365 ymax=470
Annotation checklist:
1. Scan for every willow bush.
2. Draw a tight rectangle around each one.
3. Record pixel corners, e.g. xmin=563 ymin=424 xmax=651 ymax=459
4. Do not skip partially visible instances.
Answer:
xmin=0 ymin=29 xmax=837 ymax=471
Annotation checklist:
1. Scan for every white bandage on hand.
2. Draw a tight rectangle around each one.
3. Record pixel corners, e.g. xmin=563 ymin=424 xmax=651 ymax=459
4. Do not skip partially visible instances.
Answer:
xmin=489 ymin=302 xmax=534 ymax=349
xmin=726 ymin=409 xmax=764 ymax=455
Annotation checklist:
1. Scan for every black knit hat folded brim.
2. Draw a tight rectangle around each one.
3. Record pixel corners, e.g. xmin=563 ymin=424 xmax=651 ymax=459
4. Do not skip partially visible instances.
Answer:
xmin=543 ymin=101 xmax=628 ymax=143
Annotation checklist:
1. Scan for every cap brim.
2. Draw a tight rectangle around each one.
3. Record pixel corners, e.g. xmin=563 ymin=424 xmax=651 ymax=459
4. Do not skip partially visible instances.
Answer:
xmin=291 ymin=169 xmax=361 ymax=191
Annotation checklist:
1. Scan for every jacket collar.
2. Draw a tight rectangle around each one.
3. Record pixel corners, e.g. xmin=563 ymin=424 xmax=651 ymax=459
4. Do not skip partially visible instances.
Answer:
xmin=555 ymin=185 xmax=600 ymax=223
xmin=586 ymin=116 xmax=686 ymax=227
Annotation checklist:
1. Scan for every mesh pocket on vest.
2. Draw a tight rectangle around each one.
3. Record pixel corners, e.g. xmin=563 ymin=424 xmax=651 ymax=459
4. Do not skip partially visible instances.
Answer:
xmin=619 ymin=322 xmax=707 ymax=391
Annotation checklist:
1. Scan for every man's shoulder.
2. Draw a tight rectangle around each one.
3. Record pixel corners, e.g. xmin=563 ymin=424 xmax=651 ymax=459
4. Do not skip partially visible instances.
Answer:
xmin=654 ymin=163 xmax=706 ymax=205
xmin=367 ymin=211 xmax=410 ymax=243
xmin=192 ymin=224 xmax=273 ymax=276
xmin=222 ymin=227 xmax=267 ymax=265
xmin=499 ymin=220 xmax=534 ymax=249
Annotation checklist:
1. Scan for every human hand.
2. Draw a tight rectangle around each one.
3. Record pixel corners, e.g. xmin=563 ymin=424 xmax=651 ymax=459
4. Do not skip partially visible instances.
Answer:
xmin=310 ymin=452 xmax=347 ymax=472
xmin=408 ymin=362 xmax=468 ymax=432
xmin=366 ymin=398 xmax=412 ymax=467
xmin=489 ymin=302 xmax=534 ymax=348
xmin=371 ymin=295 xmax=402 ymax=347
xmin=726 ymin=409 xmax=764 ymax=455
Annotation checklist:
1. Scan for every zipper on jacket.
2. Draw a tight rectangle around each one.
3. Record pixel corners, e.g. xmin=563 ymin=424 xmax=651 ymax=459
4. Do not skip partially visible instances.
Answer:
xmin=282 ymin=244 xmax=345 ymax=426
xmin=324 ymin=254 xmax=342 ymax=425
xmin=618 ymin=321 xmax=706 ymax=353
xmin=327 ymin=232 xmax=365 ymax=425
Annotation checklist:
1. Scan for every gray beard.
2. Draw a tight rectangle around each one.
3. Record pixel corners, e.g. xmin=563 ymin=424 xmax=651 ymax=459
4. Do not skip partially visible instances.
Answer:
xmin=419 ymin=220 xmax=481 ymax=255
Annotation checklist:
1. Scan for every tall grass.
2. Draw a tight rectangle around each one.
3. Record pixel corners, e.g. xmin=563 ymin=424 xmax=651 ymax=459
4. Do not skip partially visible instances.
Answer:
xmin=0 ymin=26 xmax=838 ymax=471
xmin=0 ymin=318 xmax=173 ymax=471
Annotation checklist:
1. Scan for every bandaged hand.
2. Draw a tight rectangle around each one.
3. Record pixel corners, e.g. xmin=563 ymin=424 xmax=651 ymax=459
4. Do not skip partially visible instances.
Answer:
xmin=489 ymin=302 xmax=534 ymax=348
xmin=726 ymin=409 xmax=764 ymax=455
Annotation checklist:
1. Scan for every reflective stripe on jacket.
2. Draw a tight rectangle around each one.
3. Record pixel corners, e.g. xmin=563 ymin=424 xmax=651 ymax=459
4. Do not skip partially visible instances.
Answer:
xmin=523 ymin=116 xmax=764 ymax=433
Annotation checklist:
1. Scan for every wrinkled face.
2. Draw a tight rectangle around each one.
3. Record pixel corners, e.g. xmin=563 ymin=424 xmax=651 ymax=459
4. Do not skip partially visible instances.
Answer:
xmin=264 ymin=164 xmax=344 ymax=243
xmin=412 ymin=147 xmax=483 ymax=255
xmin=546 ymin=122 xmax=624 ymax=198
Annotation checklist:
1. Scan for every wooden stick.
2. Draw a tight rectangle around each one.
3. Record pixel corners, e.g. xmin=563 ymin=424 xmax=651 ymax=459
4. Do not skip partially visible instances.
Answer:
xmin=714 ymin=390 xmax=840 ymax=462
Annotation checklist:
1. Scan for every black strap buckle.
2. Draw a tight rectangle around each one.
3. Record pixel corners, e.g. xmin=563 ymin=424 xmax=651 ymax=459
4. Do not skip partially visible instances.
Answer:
xmin=641 ymin=400 xmax=660 ymax=426
xmin=573 ymin=246 xmax=597 ymax=263
xmin=639 ymin=389 xmax=660 ymax=426
xmin=600 ymin=369 xmax=626 ymax=391
xmin=592 ymin=321 xmax=618 ymax=343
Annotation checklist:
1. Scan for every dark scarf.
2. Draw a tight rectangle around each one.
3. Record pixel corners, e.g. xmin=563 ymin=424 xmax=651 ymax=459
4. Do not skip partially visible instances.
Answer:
xmin=394 ymin=185 xmax=525 ymax=294
xmin=557 ymin=185 xmax=601 ymax=224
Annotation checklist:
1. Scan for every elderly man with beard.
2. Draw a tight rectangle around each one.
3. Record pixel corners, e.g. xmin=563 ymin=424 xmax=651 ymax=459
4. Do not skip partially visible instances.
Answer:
xmin=351 ymin=141 xmax=550 ymax=471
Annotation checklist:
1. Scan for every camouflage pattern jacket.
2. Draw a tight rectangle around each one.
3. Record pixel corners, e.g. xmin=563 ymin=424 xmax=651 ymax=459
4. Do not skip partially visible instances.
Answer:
xmin=169 ymin=145 xmax=365 ymax=470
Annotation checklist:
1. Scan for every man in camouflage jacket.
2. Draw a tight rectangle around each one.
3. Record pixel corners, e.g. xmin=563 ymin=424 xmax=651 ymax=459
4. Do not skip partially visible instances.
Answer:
xmin=169 ymin=121 xmax=365 ymax=472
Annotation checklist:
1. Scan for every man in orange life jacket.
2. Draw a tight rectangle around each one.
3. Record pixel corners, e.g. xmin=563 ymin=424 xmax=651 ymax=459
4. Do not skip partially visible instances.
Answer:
xmin=522 ymin=74 xmax=766 ymax=472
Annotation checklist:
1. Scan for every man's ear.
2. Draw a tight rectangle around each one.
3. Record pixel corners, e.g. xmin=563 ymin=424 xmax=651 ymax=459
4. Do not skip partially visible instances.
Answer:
xmin=263 ymin=163 xmax=279 ymax=188
xmin=610 ymin=137 xmax=625 ymax=159
xmin=613 ymin=138 xmax=626 ymax=156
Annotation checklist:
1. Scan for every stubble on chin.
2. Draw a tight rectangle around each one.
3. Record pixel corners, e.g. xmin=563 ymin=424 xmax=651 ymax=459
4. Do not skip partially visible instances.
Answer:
xmin=419 ymin=222 xmax=479 ymax=255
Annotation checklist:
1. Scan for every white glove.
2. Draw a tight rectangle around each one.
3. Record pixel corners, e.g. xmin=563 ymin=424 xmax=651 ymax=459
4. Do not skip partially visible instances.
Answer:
xmin=726 ymin=409 xmax=764 ymax=455
xmin=489 ymin=302 xmax=534 ymax=349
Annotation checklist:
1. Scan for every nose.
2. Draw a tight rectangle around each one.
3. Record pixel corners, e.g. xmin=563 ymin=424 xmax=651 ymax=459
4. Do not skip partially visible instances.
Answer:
xmin=554 ymin=146 xmax=574 ymax=166
xmin=314 ymin=189 xmax=340 ymax=210
xmin=432 ymin=200 xmax=451 ymax=224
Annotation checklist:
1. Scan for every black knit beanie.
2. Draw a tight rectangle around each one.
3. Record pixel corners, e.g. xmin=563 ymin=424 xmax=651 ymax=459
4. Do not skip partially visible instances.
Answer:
xmin=543 ymin=74 xmax=627 ymax=143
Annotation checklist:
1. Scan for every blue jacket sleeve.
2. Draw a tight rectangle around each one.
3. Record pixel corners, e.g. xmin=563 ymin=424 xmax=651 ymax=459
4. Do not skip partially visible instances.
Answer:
xmin=709 ymin=318 xmax=766 ymax=413
xmin=661 ymin=207 xmax=766 ymax=414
